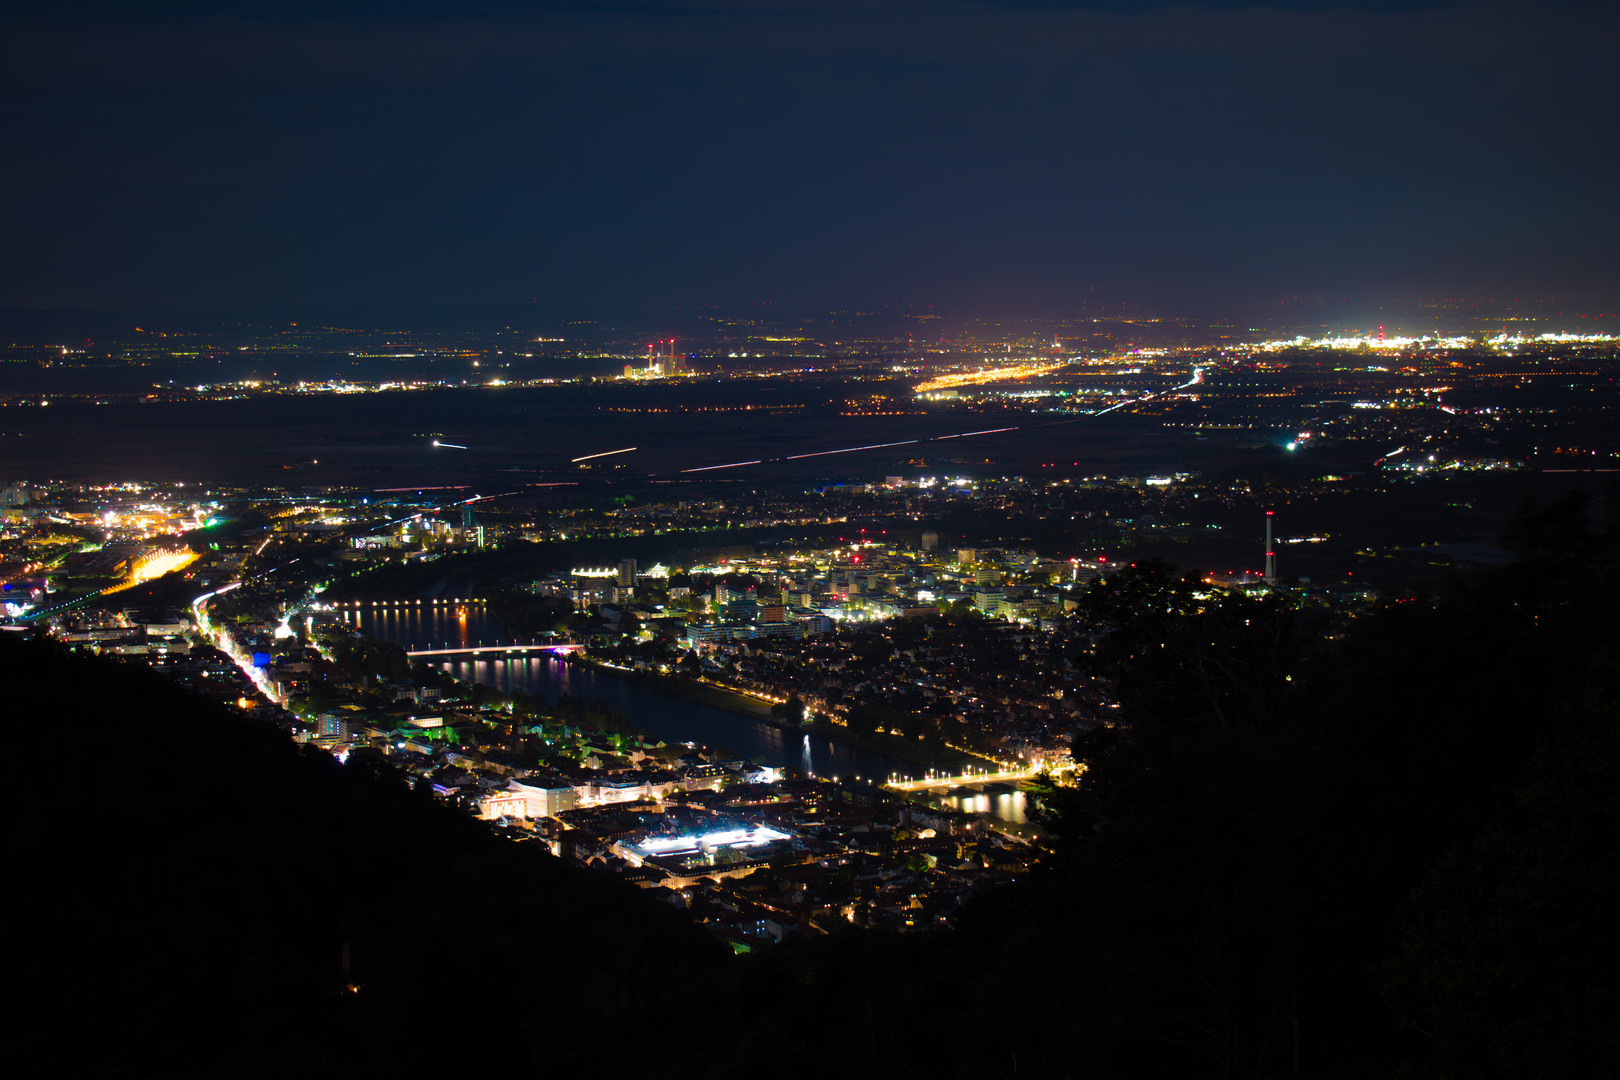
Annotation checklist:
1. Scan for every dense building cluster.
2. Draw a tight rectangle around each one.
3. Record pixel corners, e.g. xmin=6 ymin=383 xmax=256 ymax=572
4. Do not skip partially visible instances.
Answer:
xmin=549 ymin=779 xmax=1029 ymax=947
xmin=15 ymin=499 xmax=1048 ymax=945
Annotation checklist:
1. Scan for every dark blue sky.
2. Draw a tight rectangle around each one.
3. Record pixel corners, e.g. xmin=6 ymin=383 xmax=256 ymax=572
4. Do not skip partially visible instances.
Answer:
xmin=5 ymin=1 xmax=1616 ymax=313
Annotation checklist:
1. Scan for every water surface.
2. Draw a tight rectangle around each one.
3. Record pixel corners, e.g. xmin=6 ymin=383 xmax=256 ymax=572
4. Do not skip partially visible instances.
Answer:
xmin=348 ymin=604 xmax=926 ymax=783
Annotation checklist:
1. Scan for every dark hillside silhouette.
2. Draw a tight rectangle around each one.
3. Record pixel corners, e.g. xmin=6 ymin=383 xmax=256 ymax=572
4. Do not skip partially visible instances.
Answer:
xmin=9 ymin=636 xmax=721 ymax=1078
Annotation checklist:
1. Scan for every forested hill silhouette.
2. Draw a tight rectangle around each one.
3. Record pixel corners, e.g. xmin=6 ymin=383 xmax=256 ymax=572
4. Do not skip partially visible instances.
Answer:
xmin=9 ymin=635 xmax=722 ymax=1078
xmin=15 ymin=487 xmax=1620 ymax=1079
xmin=626 ymin=489 xmax=1618 ymax=1079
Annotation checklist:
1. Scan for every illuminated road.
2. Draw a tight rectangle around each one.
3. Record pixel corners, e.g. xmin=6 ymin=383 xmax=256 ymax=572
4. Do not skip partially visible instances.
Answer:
xmin=572 ymin=446 xmax=636 ymax=462
xmin=1092 ymin=364 xmax=1205 ymax=416
xmin=192 ymin=583 xmax=286 ymax=705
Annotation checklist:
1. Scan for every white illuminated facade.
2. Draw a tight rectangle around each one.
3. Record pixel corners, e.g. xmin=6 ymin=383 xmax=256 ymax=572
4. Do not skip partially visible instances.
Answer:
xmin=620 ymin=824 xmax=792 ymax=865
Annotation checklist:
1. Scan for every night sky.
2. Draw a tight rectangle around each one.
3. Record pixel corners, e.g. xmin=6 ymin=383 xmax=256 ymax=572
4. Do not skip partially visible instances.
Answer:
xmin=7 ymin=1 xmax=1616 ymax=313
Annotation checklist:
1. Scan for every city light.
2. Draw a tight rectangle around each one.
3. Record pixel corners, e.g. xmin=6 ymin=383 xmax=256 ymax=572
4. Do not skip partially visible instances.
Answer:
xmin=629 ymin=825 xmax=791 ymax=857
xmin=914 ymin=359 xmax=1067 ymax=394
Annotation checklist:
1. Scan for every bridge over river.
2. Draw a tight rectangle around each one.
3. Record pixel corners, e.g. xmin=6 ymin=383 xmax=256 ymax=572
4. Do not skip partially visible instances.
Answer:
xmin=347 ymin=600 xmax=932 ymax=785
xmin=406 ymin=643 xmax=583 ymax=658
xmin=885 ymin=764 xmax=1041 ymax=792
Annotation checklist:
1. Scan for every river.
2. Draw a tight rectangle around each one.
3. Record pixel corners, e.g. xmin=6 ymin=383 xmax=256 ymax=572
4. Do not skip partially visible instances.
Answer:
xmin=931 ymin=787 xmax=1029 ymax=826
xmin=344 ymin=603 xmax=931 ymax=784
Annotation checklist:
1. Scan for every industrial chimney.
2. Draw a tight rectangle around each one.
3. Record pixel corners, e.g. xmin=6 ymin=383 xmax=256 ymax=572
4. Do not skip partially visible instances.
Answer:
xmin=1264 ymin=511 xmax=1277 ymax=586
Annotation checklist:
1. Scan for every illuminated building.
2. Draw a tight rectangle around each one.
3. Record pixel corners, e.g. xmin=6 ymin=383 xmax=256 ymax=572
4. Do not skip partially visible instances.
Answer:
xmin=508 ymin=778 xmax=578 ymax=818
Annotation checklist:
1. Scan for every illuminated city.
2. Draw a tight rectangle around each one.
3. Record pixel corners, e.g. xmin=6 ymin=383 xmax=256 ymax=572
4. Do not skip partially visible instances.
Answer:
xmin=9 ymin=0 xmax=1619 ymax=1076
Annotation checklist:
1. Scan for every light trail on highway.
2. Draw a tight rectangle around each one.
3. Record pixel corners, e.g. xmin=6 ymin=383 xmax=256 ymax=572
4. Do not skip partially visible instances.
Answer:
xmin=932 ymin=426 xmax=1017 ymax=440
xmin=571 ymin=446 xmax=637 ymax=462
xmin=675 ymin=368 xmax=1202 ymax=473
xmin=783 ymin=438 xmax=919 ymax=461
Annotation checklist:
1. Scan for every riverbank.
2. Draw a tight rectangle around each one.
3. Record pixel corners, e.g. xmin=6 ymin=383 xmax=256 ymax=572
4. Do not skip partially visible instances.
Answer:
xmin=570 ymin=653 xmax=987 ymax=772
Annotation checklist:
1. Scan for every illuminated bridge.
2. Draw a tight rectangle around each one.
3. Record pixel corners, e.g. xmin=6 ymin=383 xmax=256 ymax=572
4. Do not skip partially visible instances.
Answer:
xmin=405 ymin=643 xmax=582 ymax=658
xmin=885 ymin=765 xmax=1042 ymax=792
xmin=334 ymin=598 xmax=487 ymax=609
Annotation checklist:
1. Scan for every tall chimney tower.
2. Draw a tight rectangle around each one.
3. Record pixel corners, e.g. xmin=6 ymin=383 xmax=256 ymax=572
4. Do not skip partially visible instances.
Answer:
xmin=1264 ymin=510 xmax=1277 ymax=585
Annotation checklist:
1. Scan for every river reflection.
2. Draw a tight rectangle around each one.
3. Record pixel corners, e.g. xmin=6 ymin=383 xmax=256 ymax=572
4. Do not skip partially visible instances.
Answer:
xmin=935 ymin=790 xmax=1029 ymax=825
xmin=344 ymin=606 xmax=925 ymax=783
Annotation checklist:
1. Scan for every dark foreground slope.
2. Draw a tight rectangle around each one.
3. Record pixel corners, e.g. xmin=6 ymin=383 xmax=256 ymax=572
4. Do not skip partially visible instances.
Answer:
xmin=8 ymin=635 xmax=722 ymax=1078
